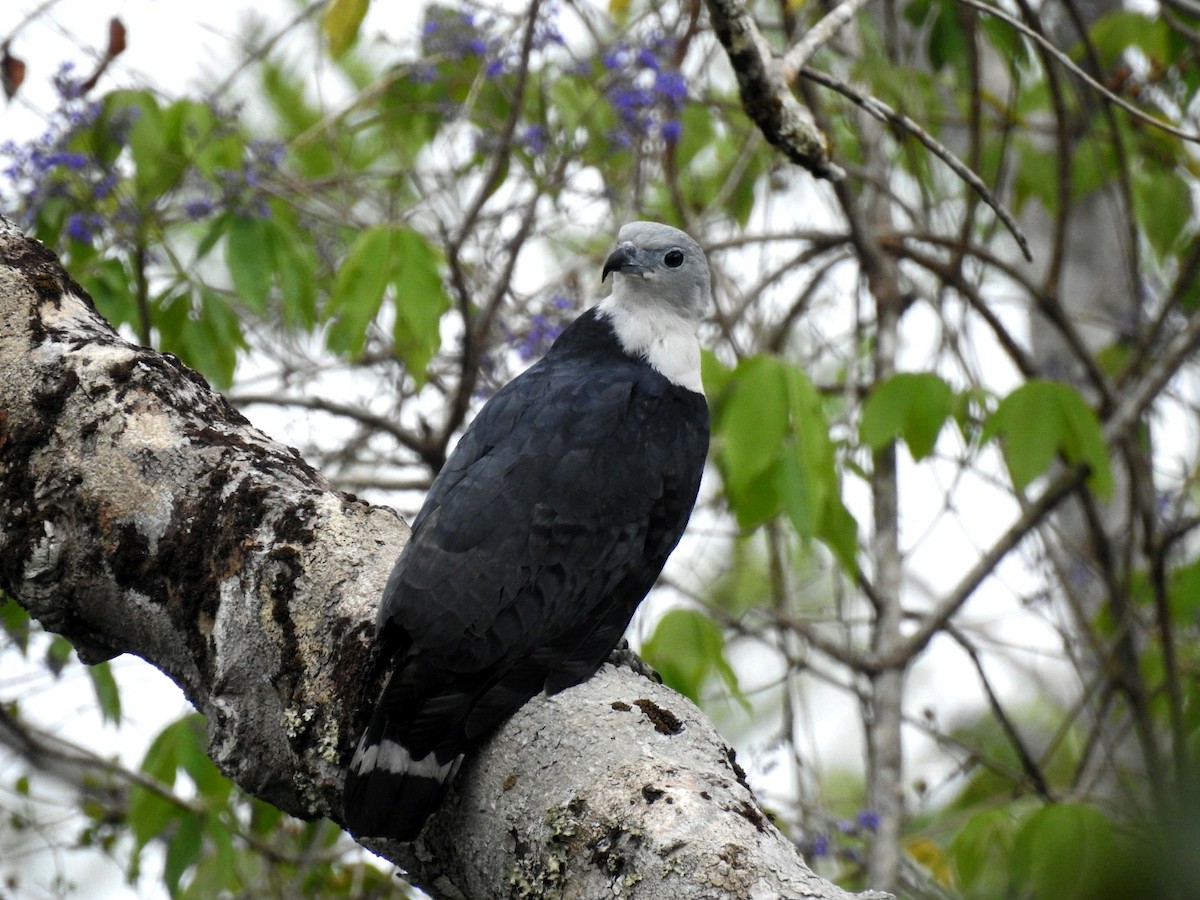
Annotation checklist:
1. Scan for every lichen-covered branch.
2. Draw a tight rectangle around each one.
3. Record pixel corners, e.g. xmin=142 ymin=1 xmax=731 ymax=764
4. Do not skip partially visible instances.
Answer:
xmin=0 ymin=219 xmax=889 ymax=899
xmin=703 ymin=0 xmax=843 ymax=181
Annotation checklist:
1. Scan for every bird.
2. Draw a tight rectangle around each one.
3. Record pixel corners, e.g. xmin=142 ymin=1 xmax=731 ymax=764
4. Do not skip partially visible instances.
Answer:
xmin=343 ymin=221 xmax=711 ymax=841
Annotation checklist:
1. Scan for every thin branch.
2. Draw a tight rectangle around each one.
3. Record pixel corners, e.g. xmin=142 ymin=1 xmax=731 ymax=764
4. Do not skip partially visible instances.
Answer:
xmin=230 ymin=392 xmax=438 ymax=467
xmin=800 ymin=66 xmax=1033 ymax=261
xmin=873 ymin=300 xmax=1200 ymax=672
xmin=958 ymin=0 xmax=1200 ymax=144
xmin=944 ymin=624 xmax=1052 ymax=799
xmin=889 ymin=241 xmax=1039 ymax=377
xmin=870 ymin=465 xmax=1086 ymax=671
xmin=780 ymin=0 xmax=877 ymax=76
xmin=442 ymin=0 xmax=546 ymax=455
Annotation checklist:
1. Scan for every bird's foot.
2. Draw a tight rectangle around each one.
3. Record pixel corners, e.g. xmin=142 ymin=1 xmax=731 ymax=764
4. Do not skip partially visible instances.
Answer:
xmin=606 ymin=639 xmax=662 ymax=683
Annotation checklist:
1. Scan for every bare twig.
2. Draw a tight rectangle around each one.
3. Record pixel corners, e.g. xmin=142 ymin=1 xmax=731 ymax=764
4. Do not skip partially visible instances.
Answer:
xmin=801 ymin=66 xmax=1033 ymax=261
xmin=442 ymin=0 xmax=545 ymax=457
xmin=873 ymin=301 xmax=1200 ymax=672
xmin=959 ymin=0 xmax=1200 ymax=144
xmin=780 ymin=0 xmax=877 ymax=76
xmin=944 ymin=624 xmax=1052 ymax=798
xmin=230 ymin=392 xmax=439 ymax=467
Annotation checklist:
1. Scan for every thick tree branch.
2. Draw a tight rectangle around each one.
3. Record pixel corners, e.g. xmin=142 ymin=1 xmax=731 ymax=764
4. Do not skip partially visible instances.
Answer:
xmin=703 ymin=0 xmax=843 ymax=181
xmin=0 ymin=219 xmax=889 ymax=900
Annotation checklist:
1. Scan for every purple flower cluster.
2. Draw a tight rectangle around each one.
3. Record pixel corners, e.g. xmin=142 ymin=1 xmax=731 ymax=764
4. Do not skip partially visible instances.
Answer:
xmin=474 ymin=296 xmax=574 ymax=400
xmin=422 ymin=8 xmax=492 ymax=60
xmin=601 ymin=34 xmax=687 ymax=148
xmin=512 ymin=294 xmax=573 ymax=362
xmin=0 ymin=63 xmax=108 ymax=238
xmin=800 ymin=808 xmax=879 ymax=863
xmin=187 ymin=137 xmax=285 ymax=220
xmin=1 ymin=63 xmax=283 ymax=248
xmin=418 ymin=3 xmax=564 ymax=81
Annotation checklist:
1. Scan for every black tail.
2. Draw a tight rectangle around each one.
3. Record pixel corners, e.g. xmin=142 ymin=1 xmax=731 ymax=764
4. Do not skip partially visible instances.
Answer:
xmin=342 ymin=708 xmax=459 ymax=841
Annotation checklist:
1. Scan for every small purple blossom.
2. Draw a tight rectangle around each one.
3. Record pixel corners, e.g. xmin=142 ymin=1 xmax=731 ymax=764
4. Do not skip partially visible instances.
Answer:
xmin=653 ymin=70 xmax=687 ymax=104
xmin=856 ymin=809 xmax=880 ymax=831
xmin=809 ymin=834 xmax=829 ymax=858
xmin=533 ymin=24 xmax=564 ymax=50
xmin=93 ymin=173 xmax=117 ymax=199
xmin=42 ymin=151 xmax=90 ymax=171
xmin=66 ymin=211 xmax=100 ymax=243
xmin=606 ymin=129 xmax=633 ymax=150
xmin=636 ymin=47 xmax=661 ymax=71
xmin=599 ymin=34 xmax=688 ymax=147
xmin=184 ymin=198 xmax=216 ymax=220
xmin=520 ymin=125 xmax=548 ymax=155
xmin=602 ymin=47 xmax=629 ymax=71
xmin=408 ymin=62 xmax=438 ymax=83
xmin=421 ymin=7 xmax=497 ymax=63
xmin=0 ymin=65 xmax=113 ymax=236
xmin=52 ymin=61 xmax=85 ymax=101
xmin=517 ymin=313 xmax=565 ymax=361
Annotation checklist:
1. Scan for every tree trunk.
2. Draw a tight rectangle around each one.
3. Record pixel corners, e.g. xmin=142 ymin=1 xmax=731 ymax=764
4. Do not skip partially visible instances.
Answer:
xmin=0 ymin=218 xmax=890 ymax=900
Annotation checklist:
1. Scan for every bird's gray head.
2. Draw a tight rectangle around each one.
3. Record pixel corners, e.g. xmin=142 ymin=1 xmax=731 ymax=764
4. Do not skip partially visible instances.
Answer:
xmin=601 ymin=222 xmax=711 ymax=321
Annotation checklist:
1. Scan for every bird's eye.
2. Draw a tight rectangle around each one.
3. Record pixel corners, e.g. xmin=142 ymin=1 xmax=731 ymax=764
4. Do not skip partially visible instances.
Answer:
xmin=664 ymin=249 xmax=685 ymax=268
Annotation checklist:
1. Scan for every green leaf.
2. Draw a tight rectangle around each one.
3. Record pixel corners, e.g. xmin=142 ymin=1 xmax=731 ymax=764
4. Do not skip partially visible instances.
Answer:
xmin=248 ymin=796 xmax=284 ymax=837
xmin=45 ymin=635 xmax=73 ymax=677
xmin=709 ymin=355 xmax=858 ymax=571
xmin=164 ymin=813 xmax=202 ymax=897
xmin=80 ymin=257 xmax=139 ymax=331
xmin=981 ymin=380 xmax=1113 ymax=498
xmin=127 ymin=784 xmax=178 ymax=866
xmin=141 ymin=718 xmax=187 ymax=785
xmin=156 ymin=290 xmax=246 ymax=389
xmin=0 ymin=593 xmax=31 ymax=653
xmin=1012 ymin=138 xmax=1058 ymax=214
xmin=129 ymin=715 xmax=214 ymax=870
xmin=1089 ymin=12 xmax=1174 ymax=70
xmin=325 ymin=224 xmax=397 ymax=357
xmin=1132 ymin=166 xmax=1192 ymax=260
xmin=323 ymin=0 xmax=369 ymax=58
xmin=326 ymin=225 xmax=448 ymax=380
xmin=1170 ymin=560 xmax=1200 ymax=622
xmin=860 ymin=372 xmax=955 ymax=460
xmin=125 ymin=94 xmax=184 ymax=201
xmin=389 ymin=228 xmax=450 ymax=386
xmin=949 ymin=807 xmax=1019 ymax=894
xmin=193 ymin=212 xmax=231 ymax=265
xmin=260 ymin=60 xmax=343 ymax=176
xmin=676 ymin=103 xmax=717 ymax=171
xmin=927 ymin=0 xmax=969 ymax=75
xmin=224 ymin=216 xmax=276 ymax=313
xmin=1070 ymin=133 xmax=1118 ymax=201
xmin=87 ymin=661 xmax=122 ymax=725
xmin=641 ymin=609 xmax=744 ymax=706
xmin=716 ymin=356 xmax=792 ymax=503
xmin=177 ymin=717 xmax=230 ymax=804
xmin=271 ymin=208 xmax=319 ymax=329
xmin=1011 ymin=804 xmax=1116 ymax=900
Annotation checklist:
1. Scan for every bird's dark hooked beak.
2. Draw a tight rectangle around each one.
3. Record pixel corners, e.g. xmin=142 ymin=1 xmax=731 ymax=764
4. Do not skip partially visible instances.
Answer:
xmin=602 ymin=242 xmax=648 ymax=283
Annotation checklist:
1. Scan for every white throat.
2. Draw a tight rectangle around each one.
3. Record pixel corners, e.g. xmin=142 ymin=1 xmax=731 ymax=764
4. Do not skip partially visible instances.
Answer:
xmin=598 ymin=291 xmax=704 ymax=395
